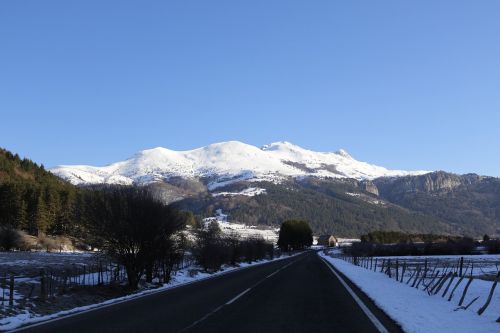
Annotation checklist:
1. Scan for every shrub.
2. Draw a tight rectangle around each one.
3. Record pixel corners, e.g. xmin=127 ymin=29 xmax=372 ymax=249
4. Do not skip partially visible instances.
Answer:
xmin=193 ymin=222 xmax=230 ymax=272
xmin=193 ymin=223 xmax=275 ymax=271
xmin=0 ymin=226 xmax=21 ymax=251
xmin=484 ymin=239 xmax=500 ymax=254
xmin=277 ymin=220 xmax=313 ymax=251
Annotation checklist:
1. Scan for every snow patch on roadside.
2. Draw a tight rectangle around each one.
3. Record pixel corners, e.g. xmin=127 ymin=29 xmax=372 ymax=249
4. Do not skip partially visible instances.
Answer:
xmin=319 ymin=252 xmax=499 ymax=333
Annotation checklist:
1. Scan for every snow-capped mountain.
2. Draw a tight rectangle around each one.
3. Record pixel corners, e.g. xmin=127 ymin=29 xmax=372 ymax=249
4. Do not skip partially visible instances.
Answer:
xmin=50 ymin=141 xmax=429 ymax=189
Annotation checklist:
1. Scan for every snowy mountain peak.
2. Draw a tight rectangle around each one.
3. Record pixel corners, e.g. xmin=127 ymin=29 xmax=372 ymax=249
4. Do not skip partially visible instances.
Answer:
xmin=50 ymin=141 xmax=430 ymax=187
xmin=261 ymin=141 xmax=297 ymax=150
xmin=335 ymin=149 xmax=352 ymax=159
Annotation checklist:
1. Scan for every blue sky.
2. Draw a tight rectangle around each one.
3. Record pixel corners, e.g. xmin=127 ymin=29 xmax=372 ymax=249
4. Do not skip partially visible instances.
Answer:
xmin=1 ymin=1 xmax=499 ymax=176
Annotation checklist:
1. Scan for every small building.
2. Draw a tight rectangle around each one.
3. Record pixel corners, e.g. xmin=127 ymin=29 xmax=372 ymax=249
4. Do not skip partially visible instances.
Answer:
xmin=317 ymin=235 xmax=338 ymax=247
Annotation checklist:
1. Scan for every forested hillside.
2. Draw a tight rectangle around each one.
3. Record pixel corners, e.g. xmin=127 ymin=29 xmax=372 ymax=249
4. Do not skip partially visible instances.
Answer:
xmin=173 ymin=180 xmax=454 ymax=237
xmin=0 ymin=148 xmax=81 ymax=236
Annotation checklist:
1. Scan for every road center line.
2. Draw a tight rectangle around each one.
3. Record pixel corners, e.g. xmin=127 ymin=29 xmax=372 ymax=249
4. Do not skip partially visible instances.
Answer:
xmin=226 ymin=288 xmax=251 ymax=305
xmin=266 ymin=270 xmax=279 ymax=279
xmin=178 ymin=255 xmax=303 ymax=332
xmin=320 ymin=256 xmax=389 ymax=333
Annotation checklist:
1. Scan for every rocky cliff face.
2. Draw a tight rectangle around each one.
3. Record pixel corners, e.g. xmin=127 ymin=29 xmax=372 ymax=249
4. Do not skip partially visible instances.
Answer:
xmin=373 ymin=171 xmax=482 ymax=196
xmin=372 ymin=171 xmax=500 ymax=236
xmin=360 ymin=180 xmax=379 ymax=196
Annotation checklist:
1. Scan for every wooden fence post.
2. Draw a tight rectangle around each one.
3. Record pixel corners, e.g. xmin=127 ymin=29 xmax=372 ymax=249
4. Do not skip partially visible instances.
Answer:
xmin=28 ymin=284 xmax=35 ymax=299
xmin=442 ymin=273 xmax=456 ymax=298
xmin=9 ymin=275 xmax=14 ymax=306
xmin=97 ymin=263 xmax=101 ymax=285
xmin=415 ymin=271 xmax=426 ymax=289
xmin=1 ymin=273 xmax=6 ymax=306
xmin=448 ymin=274 xmax=465 ymax=302
xmin=434 ymin=272 xmax=452 ymax=295
xmin=411 ymin=266 xmax=421 ymax=288
xmin=406 ymin=268 xmax=417 ymax=285
xmin=462 ymin=296 xmax=480 ymax=310
xmin=40 ymin=269 xmax=46 ymax=301
xmin=459 ymin=257 xmax=464 ymax=277
xmin=424 ymin=270 xmax=440 ymax=291
xmin=48 ymin=270 xmax=53 ymax=298
xmin=429 ymin=272 xmax=446 ymax=294
xmin=82 ymin=265 xmax=86 ymax=286
xmin=458 ymin=276 xmax=474 ymax=306
xmin=477 ymin=271 xmax=500 ymax=315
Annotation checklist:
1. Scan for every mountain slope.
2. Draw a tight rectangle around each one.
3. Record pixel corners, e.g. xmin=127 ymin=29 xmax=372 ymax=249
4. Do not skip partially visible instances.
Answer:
xmin=374 ymin=172 xmax=500 ymax=236
xmin=50 ymin=141 xmax=429 ymax=189
xmin=172 ymin=178 xmax=454 ymax=237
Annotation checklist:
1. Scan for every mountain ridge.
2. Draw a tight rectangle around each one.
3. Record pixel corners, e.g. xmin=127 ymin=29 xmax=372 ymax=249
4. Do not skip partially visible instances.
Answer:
xmin=50 ymin=141 xmax=430 ymax=188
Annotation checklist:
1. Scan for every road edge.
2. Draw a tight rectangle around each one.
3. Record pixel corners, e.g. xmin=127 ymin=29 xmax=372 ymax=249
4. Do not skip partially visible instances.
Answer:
xmin=319 ymin=253 xmax=404 ymax=333
xmin=8 ymin=253 xmax=302 ymax=332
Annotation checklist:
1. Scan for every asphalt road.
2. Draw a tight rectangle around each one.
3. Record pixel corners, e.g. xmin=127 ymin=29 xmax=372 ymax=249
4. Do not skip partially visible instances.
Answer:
xmin=15 ymin=252 xmax=403 ymax=333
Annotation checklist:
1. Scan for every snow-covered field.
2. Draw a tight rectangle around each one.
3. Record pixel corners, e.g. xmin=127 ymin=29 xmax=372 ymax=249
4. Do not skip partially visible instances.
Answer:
xmin=212 ymin=187 xmax=267 ymax=197
xmin=370 ymin=254 xmax=500 ymax=280
xmin=0 ymin=251 xmax=98 ymax=285
xmin=319 ymin=251 xmax=500 ymax=333
xmin=0 ymin=253 xmax=296 ymax=331
xmin=202 ymin=209 xmax=279 ymax=243
xmin=216 ymin=221 xmax=279 ymax=243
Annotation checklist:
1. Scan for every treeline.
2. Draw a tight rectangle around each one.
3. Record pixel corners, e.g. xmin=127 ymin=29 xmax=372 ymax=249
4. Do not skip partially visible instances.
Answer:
xmin=193 ymin=222 xmax=274 ymax=272
xmin=348 ymin=231 xmax=500 ymax=256
xmin=482 ymin=237 xmax=500 ymax=254
xmin=347 ymin=237 xmax=478 ymax=257
xmin=359 ymin=231 xmax=461 ymax=244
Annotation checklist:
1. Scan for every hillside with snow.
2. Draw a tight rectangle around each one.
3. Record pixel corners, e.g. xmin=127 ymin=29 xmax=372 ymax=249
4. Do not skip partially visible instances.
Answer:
xmin=50 ymin=141 xmax=429 ymax=189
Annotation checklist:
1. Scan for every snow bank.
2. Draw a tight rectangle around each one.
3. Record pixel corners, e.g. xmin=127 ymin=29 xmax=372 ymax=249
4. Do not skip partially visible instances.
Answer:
xmin=319 ymin=252 xmax=499 ymax=333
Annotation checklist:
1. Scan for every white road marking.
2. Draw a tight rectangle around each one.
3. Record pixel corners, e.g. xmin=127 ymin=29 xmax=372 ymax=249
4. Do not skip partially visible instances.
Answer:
xmin=226 ymin=288 xmax=251 ymax=305
xmin=179 ymin=304 xmax=225 ymax=332
xmin=10 ymin=255 xmax=300 ymax=333
xmin=320 ymin=257 xmax=389 ymax=333
xmin=266 ymin=270 xmax=279 ymax=279
xmin=179 ymin=255 xmax=304 ymax=332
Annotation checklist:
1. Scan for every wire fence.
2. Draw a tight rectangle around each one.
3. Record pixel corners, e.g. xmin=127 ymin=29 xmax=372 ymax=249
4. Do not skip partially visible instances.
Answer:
xmin=331 ymin=253 xmax=500 ymax=323
xmin=0 ymin=253 xmax=197 ymax=308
